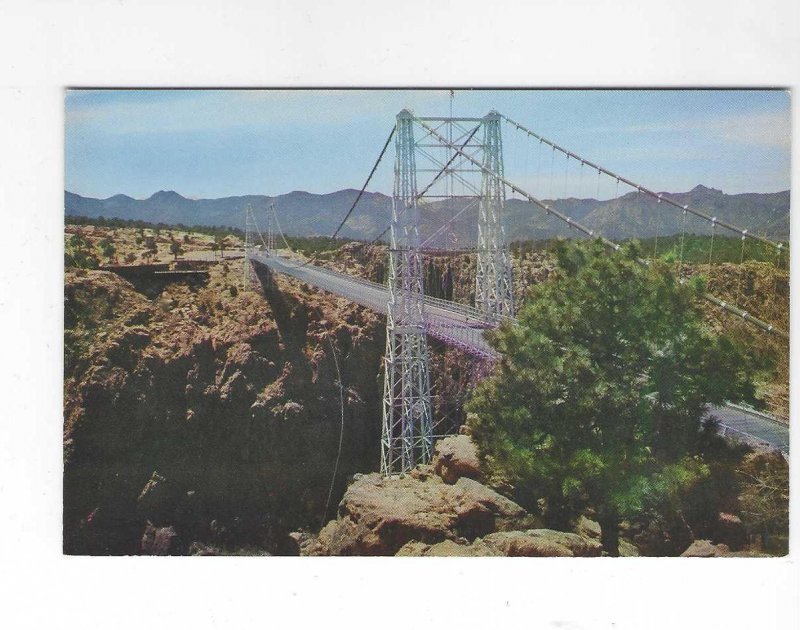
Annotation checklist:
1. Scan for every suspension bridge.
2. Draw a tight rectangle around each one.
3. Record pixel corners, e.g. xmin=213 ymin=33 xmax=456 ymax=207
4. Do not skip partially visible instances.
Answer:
xmin=243 ymin=108 xmax=790 ymax=475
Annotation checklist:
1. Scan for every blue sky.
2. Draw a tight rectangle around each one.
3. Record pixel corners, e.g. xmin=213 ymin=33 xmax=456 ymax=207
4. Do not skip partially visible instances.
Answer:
xmin=65 ymin=89 xmax=791 ymax=200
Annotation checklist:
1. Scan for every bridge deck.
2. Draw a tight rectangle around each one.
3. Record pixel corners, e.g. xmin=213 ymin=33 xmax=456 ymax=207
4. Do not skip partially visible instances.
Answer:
xmin=252 ymin=251 xmax=789 ymax=455
xmin=252 ymin=251 xmax=500 ymax=360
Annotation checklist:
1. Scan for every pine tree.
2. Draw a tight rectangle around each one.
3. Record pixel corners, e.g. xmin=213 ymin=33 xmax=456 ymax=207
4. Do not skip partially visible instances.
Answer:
xmin=467 ymin=239 xmax=754 ymax=555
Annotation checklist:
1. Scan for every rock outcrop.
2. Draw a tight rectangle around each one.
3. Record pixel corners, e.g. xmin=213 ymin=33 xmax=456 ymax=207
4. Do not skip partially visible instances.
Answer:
xmin=300 ymin=453 xmax=603 ymax=557
xmin=63 ymin=265 xmax=386 ymax=555
xmin=432 ymin=434 xmax=483 ymax=484
xmin=303 ymin=469 xmax=528 ymax=556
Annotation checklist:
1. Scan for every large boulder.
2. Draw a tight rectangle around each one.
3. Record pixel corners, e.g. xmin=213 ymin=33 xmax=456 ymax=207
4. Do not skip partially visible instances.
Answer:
xmin=304 ymin=471 xmax=527 ymax=556
xmin=432 ymin=434 xmax=483 ymax=484
xmin=483 ymin=529 xmax=603 ymax=557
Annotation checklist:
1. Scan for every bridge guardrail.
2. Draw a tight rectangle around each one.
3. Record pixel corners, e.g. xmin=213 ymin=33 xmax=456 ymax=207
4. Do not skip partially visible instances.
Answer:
xmin=255 ymin=253 xmax=505 ymax=360
xmin=261 ymin=253 xmax=501 ymax=326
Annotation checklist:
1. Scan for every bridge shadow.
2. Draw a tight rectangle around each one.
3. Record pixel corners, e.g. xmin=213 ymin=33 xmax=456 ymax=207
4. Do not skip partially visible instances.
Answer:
xmin=251 ymin=261 xmax=311 ymax=369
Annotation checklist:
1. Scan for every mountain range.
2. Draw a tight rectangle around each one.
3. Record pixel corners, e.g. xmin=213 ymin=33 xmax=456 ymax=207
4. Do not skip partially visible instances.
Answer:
xmin=65 ymin=185 xmax=790 ymax=244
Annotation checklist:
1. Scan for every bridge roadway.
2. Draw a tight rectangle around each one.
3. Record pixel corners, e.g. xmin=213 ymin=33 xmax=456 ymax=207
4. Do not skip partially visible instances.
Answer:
xmin=251 ymin=251 xmax=789 ymax=455
xmin=251 ymin=250 xmax=499 ymax=360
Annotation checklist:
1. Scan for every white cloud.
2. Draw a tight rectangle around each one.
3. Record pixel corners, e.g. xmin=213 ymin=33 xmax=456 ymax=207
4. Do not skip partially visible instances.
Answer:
xmin=713 ymin=109 xmax=790 ymax=148
xmin=620 ymin=109 xmax=790 ymax=148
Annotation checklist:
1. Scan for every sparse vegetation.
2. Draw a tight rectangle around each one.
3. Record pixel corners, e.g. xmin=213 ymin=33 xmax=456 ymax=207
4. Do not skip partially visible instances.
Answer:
xmin=62 ymin=219 xmax=788 ymax=557
xmin=66 ymin=214 xmax=244 ymax=240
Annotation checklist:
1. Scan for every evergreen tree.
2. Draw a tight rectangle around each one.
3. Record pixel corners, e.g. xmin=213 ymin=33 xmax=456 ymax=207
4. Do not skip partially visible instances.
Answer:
xmin=467 ymin=240 xmax=754 ymax=555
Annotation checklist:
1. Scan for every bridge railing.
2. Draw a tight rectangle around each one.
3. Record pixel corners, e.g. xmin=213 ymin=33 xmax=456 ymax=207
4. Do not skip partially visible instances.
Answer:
xmin=261 ymin=253 xmax=502 ymax=326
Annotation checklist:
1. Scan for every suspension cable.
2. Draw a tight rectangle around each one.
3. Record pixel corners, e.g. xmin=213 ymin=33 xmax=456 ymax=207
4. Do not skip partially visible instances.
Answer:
xmin=330 ymin=127 xmax=396 ymax=241
xmin=413 ymin=113 xmax=787 ymax=339
xmin=501 ymin=114 xmax=786 ymax=252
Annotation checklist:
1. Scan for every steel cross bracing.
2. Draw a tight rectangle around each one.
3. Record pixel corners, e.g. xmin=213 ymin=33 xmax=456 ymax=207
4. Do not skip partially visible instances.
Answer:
xmin=475 ymin=111 xmax=514 ymax=321
xmin=381 ymin=110 xmax=434 ymax=476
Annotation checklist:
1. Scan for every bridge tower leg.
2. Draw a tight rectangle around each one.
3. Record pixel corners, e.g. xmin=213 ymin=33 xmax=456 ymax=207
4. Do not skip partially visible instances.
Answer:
xmin=475 ymin=111 xmax=514 ymax=320
xmin=381 ymin=109 xmax=433 ymax=477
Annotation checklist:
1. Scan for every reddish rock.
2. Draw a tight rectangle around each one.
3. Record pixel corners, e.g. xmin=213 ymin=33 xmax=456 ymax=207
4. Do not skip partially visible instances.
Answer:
xmin=432 ymin=434 xmax=483 ymax=484
xmin=304 ymin=471 xmax=527 ymax=556
xmin=483 ymin=529 xmax=603 ymax=557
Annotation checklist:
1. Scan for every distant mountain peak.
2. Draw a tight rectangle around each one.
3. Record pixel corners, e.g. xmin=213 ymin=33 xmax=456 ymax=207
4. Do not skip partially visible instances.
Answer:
xmin=148 ymin=190 xmax=187 ymax=201
xmin=689 ymin=184 xmax=722 ymax=195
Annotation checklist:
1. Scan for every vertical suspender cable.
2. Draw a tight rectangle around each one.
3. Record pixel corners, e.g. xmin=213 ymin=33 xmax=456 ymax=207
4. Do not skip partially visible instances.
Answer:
xmin=707 ymin=221 xmax=716 ymax=291
xmin=653 ymin=197 xmax=660 ymax=261
xmin=536 ymin=139 xmax=543 ymax=190
xmin=596 ymin=167 xmax=601 ymax=200
xmin=738 ymin=235 xmax=747 ymax=300
xmin=678 ymin=209 xmax=688 ymax=279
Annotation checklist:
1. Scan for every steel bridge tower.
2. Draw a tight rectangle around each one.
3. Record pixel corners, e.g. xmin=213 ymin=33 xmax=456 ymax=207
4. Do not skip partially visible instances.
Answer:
xmin=381 ymin=109 xmax=433 ymax=476
xmin=475 ymin=111 xmax=514 ymax=320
